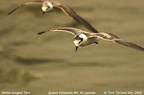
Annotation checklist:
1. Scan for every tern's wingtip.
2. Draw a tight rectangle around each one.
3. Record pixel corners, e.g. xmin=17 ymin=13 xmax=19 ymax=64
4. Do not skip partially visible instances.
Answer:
xmin=8 ymin=12 xmax=12 ymax=15
xmin=37 ymin=31 xmax=46 ymax=35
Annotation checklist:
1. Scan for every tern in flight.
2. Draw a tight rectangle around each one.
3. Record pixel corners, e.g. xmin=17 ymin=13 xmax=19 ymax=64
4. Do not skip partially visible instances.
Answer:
xmin=8 ymin=0 xmax=99 ymax=33
xmin=37 ymin=27 xmax=144 ymax=52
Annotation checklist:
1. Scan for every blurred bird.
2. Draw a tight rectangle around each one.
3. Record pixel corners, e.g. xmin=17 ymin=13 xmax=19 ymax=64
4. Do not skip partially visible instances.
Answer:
xmin=8 ymin=0 xmax=99 ymax=33
xmin=38 ymin=27 xmax=144 ymax=52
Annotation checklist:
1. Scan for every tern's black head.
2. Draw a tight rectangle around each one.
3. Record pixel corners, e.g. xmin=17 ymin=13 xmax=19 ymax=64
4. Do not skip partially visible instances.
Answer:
xmin=42 ymin=1 xmax=53 ymax=15
xmin=74 ymin=34 xmax=84 ymax=42
xmin=73 ymin=34 xmax=87 ymax=52
xmin=73 ymin=34 xmax=87 ymax=47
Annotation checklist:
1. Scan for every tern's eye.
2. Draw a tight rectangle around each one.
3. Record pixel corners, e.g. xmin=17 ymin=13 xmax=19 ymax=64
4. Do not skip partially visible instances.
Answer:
xmin=47 ymin=6 xmax=50 ymax=9
xmin=45 ymin=6 xmax=50 ymax=10
xmin=78 ymin=38 xmax=83 ymax=43
xmin=80 ymin=38 xmax=83 ymax=41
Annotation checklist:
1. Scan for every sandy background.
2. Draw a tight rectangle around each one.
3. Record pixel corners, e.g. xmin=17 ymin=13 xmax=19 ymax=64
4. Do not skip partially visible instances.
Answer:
xmin=0 ymin=0 xmax=144 ymax=95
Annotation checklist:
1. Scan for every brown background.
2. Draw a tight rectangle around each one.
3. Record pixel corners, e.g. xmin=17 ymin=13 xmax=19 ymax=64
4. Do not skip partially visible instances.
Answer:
xmin=0 ymin=0 xmax=144 ymax=95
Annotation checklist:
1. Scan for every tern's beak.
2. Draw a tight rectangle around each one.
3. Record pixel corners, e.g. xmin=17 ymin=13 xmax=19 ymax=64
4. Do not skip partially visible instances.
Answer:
xmin=75 ymin=46 xmax=79 ymax=52
xmin=42 ymin=12 xmax=46 ymax=15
